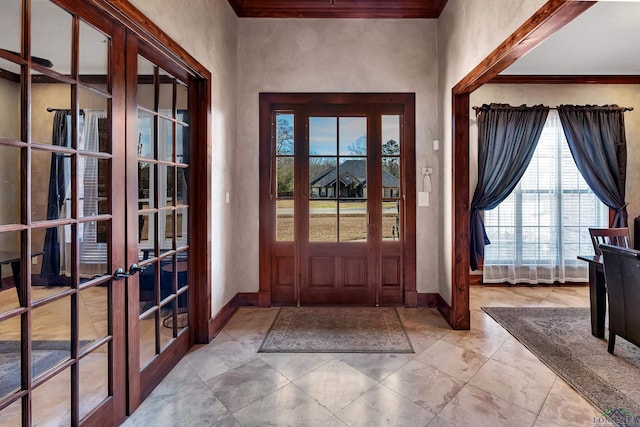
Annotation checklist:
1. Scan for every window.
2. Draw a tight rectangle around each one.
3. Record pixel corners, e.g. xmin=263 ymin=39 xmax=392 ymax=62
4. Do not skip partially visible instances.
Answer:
xmin=483 ymin=111 xmax=608 ymax=283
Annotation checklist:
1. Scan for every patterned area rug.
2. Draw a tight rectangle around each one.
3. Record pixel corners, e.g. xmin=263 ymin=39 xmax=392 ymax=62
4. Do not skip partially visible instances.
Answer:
xmin=258 ymin=307 xmax=414 ymax=353
xmin=483 ymin=307 xmax=640 ymax=424
xmin=0 ymin=340 xmax=91 ymax=397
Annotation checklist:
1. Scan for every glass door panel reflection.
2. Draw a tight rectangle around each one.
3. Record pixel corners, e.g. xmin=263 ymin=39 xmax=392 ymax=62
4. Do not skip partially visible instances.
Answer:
xmin=0 ymin=145 xmax=20 ymax=225
xmin=0 ymin=57 xmax=21 ymax=141
xmin=134 ymin=51 xmax=191 ymax=379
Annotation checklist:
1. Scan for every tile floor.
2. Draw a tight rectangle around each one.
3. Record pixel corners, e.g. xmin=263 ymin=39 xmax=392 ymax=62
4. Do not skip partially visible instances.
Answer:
xmin=122 ymin=286 xmax=602 ymax=427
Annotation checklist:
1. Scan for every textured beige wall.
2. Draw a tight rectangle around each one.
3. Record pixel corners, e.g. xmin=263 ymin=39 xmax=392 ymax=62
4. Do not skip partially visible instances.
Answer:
xmin=129 ymin=0 xmax=238 ymax=316
xmin=470 ymin=83 xmax=640 ymax=240
xmin=437 ymin=0 xmax=548 ymax=304
xmin=0 ymin=78 xmax=20 ymax=261
xmin=237 ymin=18 xmax=441 ymax=294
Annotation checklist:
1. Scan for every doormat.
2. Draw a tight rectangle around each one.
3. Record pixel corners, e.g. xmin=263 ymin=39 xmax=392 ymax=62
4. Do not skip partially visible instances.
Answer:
xmin=258 ymin=307 xmax=414 ymax=353
xmin=0 ymin=340 xmax=92 ymax=397
xmin=483 ymin=307 xmax=640 ymax=425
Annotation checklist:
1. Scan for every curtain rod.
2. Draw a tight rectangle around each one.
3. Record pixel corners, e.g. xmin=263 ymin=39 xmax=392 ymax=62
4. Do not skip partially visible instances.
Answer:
xmin=472 ymin=105 xmax=634 ymax=112
xmin=47 ymin=107 xmax=85 ymax=115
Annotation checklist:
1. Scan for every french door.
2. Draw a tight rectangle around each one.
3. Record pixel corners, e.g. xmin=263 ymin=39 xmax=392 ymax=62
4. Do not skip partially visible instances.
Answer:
xmin=124 ymin=35 xmax=194 ymax=410
xmin=0 ymin=1 xmax=126 ymax=425
xmin=259 ymin=93 xmax=416 ymax=307
xmin=0 ymin=1 xmax=202 ymax=425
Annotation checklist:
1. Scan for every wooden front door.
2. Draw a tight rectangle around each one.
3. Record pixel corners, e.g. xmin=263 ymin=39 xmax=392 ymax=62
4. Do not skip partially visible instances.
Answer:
xmin=260 ymin=94 xmax=416 ymax=307
xmin=301 ymin=109 xmax=377 ymax=305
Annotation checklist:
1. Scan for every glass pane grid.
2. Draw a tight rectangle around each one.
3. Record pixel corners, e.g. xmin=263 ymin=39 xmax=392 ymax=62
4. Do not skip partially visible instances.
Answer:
xmin=309 ymin=200 xmax=336 ymax=242
xmin=0 ymin=146 xmax=21 ymax=224
xmin=276 ymin=200 xmax=293 ymax=242
xmin=32 ymin=2 xmax=72 ymax=76
xmin=339 ymin=117 xmax=367 ymax=155
xmin=276 ymin=157 xmax=294 ymax=199
xmin=78 ymin=344 xmax=109 ymax=420
xmin=382 ymin=115 xmax=401 ymax=155
xmin=0 ymin=57 xmax=21 ymax=142
xmin=382 ymin=201 xmax=401 ymax=240
xmin=275 ymin=113 xmax=294 ymax=155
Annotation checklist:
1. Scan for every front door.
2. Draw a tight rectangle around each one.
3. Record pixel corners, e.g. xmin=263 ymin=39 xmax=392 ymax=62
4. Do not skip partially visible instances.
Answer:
xmin=260 ymin=94 xmax=416 ymax=306
xmin=301 ymin=110 xmax=377 ymax=305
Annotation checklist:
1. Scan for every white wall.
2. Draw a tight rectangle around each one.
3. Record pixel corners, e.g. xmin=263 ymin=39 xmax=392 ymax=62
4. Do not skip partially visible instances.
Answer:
xmin=236 ymin=18 xmax=441 ymax=295
xmin=470 ymin=83 xmax=640 ymax=240
xmin=437 ymin=0 xmax=548 ymax=304
xmin=129 ymin=0 xmax=239 ymax=316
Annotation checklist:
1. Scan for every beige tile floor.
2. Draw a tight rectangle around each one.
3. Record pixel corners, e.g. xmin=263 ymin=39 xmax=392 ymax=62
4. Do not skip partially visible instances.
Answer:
xmin=122 ymin=286 xmax=602 ymax=427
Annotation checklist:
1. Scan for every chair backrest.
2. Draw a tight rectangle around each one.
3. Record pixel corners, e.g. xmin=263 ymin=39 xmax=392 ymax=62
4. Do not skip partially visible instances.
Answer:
xmin=600 ymin=244 xmax=640 ymax=347
xmin=588 ymin=227 xmax=631 ymax=256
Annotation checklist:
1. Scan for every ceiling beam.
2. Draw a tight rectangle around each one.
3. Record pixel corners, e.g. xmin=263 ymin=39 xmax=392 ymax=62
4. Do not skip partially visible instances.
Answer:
xmin=490 ymin=74 xmax=640 ymax=85
xmin=453 ymin=0 xmax=597 ymax=95
xmin=227 ymin=0 xmax=448 ymax=19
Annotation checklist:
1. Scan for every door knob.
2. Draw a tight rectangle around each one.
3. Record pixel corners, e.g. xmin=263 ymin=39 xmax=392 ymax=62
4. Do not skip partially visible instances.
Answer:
xmin=129 ymin=263 xmax=148 ymax=275
xmin=113 ymin=268 xmax=129 ymax=281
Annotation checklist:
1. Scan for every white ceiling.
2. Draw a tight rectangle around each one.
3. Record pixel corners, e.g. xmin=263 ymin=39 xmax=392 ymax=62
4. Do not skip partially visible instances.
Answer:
xmin=502 ymin=1 xmax=640 ymax=75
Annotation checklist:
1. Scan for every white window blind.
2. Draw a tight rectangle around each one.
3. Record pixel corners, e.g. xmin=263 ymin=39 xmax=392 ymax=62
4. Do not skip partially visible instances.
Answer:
xmin=483 ymin=110 xmax=608 ymax=284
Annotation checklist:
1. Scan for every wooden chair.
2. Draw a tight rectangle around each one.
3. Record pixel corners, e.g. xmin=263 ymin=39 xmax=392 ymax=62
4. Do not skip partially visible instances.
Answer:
xmin=600 ymin=244 xmax=640 ymax=353
xmin=588 ymin=227 xmax=631 ymax=256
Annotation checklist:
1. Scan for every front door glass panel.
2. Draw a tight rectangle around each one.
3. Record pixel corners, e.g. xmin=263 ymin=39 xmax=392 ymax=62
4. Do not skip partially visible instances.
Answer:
xmin=382 ymin=115 xmax=401 ymax=240
xmin=309 ymin=117 xmax=368 ymax=243
xmin=275 ymin=113 xmax=294 ymax=241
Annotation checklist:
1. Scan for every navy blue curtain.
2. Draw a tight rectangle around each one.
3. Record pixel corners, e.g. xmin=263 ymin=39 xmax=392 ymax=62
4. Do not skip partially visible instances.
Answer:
xmin=41 ymin=111 xmax=70 ymax=281
xmin=557 ymin=105 xmax=628 ymax=227
xmin=470 ymin=104 xmax=549 ymax=270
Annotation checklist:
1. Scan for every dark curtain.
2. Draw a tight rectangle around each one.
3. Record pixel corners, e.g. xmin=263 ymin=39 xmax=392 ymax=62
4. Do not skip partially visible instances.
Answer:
xmin=470 ymin=104 xmax=550 ymax=270
xmin=557 ymin=105 xmax=628 ymax=227
xmin=41 ymin=111 xmax=70 ymax=281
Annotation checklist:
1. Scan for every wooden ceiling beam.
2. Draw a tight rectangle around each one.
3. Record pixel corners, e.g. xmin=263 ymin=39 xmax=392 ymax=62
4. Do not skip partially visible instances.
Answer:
xmin=490 ymin=74 xmax=640 ymax=85
xmin=453 ymin=0 xmax=597 ymax=95
xmin=227 ymin=0 xmax=448 ymax=19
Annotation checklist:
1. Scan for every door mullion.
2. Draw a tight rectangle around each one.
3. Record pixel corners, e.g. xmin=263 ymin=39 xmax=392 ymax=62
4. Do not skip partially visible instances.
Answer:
xmin=296 ymin=107 xmax=309 ymax=306
xmin=368 ymin=111 xmax=382 ymax=306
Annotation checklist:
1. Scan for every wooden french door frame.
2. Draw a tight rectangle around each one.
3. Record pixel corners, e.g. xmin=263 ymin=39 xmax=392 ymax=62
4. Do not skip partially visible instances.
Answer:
xmin=0 ymin=1 xmax=128 ymax=425
xmin=122 ymin=27 xmax=210 ymax=414
xmin=0 ymin=1 xmax=211 ymax=425
xmin=259 ymin=93 xmax=416 ymax=307
xmin=447 ymin=1 xmax=595 ymax=329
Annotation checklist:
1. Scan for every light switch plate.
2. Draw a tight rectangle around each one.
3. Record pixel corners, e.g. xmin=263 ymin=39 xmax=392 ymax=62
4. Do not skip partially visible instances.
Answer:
xmin=418 ymin=192 xmax=429 ymax=207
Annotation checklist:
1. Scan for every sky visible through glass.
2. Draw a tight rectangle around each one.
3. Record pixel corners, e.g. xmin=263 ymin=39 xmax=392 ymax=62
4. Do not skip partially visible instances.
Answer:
xmin=304 ymin=115 xmax=400 ymax=155
xmin=276 ymin=115 xmax=400 ymax=155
